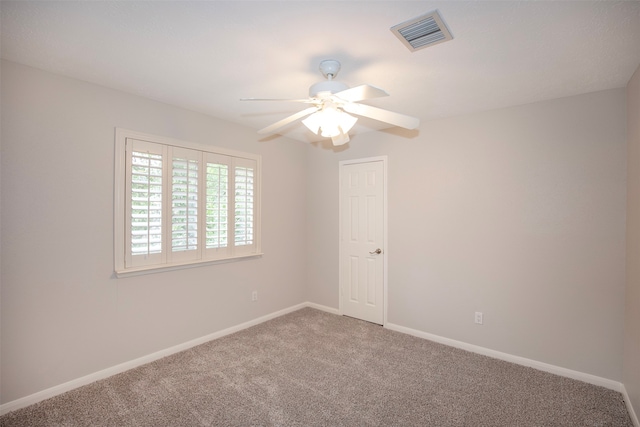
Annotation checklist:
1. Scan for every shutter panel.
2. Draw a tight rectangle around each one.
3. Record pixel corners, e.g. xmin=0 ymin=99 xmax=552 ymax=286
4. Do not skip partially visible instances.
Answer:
xmin=204 ymin=153 xmax=231 ymax=259
xmin=125 ymin=139 xmax=166 ymax=268
xmin=168 ymin=147 xmax=201 ymax=263
xmin=233 ymin=158 xmax=257 ymax=255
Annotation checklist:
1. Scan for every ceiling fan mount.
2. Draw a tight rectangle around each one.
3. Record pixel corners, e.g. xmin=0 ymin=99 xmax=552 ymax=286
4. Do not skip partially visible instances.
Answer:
xmin=241 ymin=60 xmax=419 ymax=146
xmin=318 ymin=59 xmax=341 ymax=79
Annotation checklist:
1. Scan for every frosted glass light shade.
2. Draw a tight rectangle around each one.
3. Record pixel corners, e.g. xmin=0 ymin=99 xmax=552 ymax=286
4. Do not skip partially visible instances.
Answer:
xmin=302 ymin=107 xmax=357 ymax=138
xmin=301 ymin=112 xmax=322 ymax=134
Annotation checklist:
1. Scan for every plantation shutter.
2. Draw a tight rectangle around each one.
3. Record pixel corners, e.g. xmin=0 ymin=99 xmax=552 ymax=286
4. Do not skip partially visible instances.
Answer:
xmin=115 ymin=128 xmax=261 ymax=275
xmin=233 ymin=158 xmax=257 ymax=255
xmin=125 ymin=139 xmax=166 ymax=268
xmin=168 ymin=147 xmax=201 ymax=263
xmin=204 ymin=153 xmax=231 ymax=259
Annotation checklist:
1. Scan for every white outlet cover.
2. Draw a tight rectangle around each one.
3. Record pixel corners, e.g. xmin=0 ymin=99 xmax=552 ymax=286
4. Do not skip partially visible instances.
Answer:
xmin=475 ymin=312 xmax=483 ymax=324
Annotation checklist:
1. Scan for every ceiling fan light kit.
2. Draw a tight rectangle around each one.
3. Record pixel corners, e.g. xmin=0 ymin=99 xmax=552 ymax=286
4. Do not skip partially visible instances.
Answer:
xmin=242 ymin=59 xmax=419 ymax=146
xmin=302 ymin=103 xmax=358 ymax=146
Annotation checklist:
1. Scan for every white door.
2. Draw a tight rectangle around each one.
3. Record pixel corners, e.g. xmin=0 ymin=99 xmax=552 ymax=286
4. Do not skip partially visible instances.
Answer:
xmin=339 ymin=158 xmax=386 ymax=325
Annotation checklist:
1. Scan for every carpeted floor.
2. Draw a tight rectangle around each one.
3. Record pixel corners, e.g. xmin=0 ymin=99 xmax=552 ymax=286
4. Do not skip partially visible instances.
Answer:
xmin=0 ymin=307 xmax=633 ymax=426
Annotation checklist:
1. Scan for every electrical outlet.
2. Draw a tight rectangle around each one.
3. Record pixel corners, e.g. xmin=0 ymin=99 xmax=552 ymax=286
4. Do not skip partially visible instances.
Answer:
xmin=475 ymin=312 xmax=483 ymax=325
xmin=252 ymin=291 xmax=258 ymax=302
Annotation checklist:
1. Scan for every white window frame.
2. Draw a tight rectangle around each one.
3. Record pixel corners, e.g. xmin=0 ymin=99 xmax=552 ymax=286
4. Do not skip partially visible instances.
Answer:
xmin=114 ymin=128 xmax=262 ymax=277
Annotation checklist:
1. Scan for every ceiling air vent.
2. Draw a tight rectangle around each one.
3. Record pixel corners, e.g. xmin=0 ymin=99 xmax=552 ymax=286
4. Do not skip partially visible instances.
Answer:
xmin=390 ymin=10 xmax=453 ymax=52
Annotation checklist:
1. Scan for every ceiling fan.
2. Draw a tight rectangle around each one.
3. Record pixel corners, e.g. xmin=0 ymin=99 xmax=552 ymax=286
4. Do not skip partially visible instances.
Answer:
xmin=241 ymin=60 xmax=420 ymax=146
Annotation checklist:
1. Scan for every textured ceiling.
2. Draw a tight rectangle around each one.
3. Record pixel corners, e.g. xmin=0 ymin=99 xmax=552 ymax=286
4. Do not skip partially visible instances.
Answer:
xmin=2 ymin=1 xmax=640 ymax=143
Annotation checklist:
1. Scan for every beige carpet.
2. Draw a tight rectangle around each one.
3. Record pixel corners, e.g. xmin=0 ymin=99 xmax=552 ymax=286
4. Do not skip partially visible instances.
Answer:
xmin=0 ymin=307 xmax=633 ymax=426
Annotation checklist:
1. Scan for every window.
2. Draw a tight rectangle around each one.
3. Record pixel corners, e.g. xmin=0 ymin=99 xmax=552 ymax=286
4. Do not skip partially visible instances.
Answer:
xmin=115 ymin=129 xmax=261 ymax=276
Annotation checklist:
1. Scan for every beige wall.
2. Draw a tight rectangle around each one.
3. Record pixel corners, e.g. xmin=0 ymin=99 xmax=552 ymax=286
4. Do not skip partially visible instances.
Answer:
xmin=0 ymin=58 xmax=632 ymax=407
xmin=0 ymin=60 xmax=308 ymax=403
xmin=307 ymin=89 xmax=628 ymax=381
xmin=625 ymin=63 xmax=640 ymax=420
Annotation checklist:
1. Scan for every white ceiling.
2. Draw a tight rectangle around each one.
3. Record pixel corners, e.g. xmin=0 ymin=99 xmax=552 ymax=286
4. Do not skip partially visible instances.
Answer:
xmin=2 ymin=1 xmax=640 ymax=143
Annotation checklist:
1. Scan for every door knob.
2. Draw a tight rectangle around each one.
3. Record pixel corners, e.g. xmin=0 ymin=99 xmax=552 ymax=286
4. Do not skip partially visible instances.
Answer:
xmin=369 ymin=248 xmax=382 ymax=255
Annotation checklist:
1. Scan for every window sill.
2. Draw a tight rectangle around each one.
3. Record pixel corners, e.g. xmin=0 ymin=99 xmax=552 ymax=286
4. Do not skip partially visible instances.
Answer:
xmin=115 ymin=253 xmax=264 ymax=278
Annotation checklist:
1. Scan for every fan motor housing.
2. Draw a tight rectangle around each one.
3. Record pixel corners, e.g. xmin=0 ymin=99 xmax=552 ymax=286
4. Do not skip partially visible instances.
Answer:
xmin=309 ymin=80 xmax=349 ymax=98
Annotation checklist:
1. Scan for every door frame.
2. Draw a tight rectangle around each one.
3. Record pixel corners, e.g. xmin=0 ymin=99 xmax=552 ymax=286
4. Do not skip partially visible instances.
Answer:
xmin=338 ymin=156 xmax=388 ymax=326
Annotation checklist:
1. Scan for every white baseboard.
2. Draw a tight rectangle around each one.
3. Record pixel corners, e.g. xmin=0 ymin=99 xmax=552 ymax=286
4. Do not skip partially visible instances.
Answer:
xmin=0 ymin=302 xmax=308 ymax=416
xmin=621 ymin=385 xmax=640 ymax=427
xmin=305 ymin=302 xmax=339 ymax=315
xmin=385 ymin=322 xmax=622 ymax=392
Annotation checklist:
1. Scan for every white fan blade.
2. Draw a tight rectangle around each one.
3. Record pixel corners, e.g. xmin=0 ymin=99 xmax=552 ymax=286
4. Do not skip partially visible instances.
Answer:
xmin=342 ymin=103 xmax=419 ymax=130
xmin=258 ymin=106 xmax=319 ymax=134
xmin=334 ymin=84 xmax=389 ymax=102
xmin=241 ymin=98 xmax=315 ymax=103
